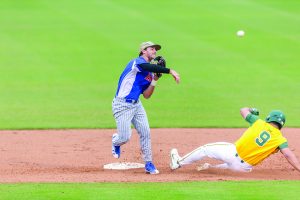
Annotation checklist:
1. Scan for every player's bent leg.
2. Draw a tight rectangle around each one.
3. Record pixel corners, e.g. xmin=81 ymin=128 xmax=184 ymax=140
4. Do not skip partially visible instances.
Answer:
xmin=178 ymin=146 xmax=207 ymax=166
xmin=112 ymin=121 xmax=132 ymax=148
xmin=112 ymin=127 xmax=132 ymax=159
xmin=177 ymin=142 xmax=235 ymax=166
xmin=173 ymin=142 xmax=253 ymax=173
xmin=112 ymin=100 xmax=135 ymax=159
xmin=113 ymin=110 xmax=133 ymax=146
xmin=132 ymin=103 xmax=152 ymax=162
xmin=204 ymin=143 xmax=254 ymax=172
xmin=132 ymin=103 xmax=159 ymax=174
xmin=112 ymin=99 xmax=135 ymax=146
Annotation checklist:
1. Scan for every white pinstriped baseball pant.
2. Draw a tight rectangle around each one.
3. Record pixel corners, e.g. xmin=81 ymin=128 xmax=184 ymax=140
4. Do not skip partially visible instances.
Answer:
xmin=112 ymin=97 xmax=152 ymax=162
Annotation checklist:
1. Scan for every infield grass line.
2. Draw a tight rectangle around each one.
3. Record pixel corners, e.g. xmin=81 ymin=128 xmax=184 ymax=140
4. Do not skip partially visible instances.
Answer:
xmin=0 ymin=181 xmax=299 ymax=200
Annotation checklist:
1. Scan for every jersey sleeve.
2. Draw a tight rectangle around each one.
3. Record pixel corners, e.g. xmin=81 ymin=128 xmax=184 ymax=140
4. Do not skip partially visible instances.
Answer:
xmin=245 ymin=114 xmax=259 ymax=126
xmin=135 ymin=57 xmax=147 ymax=72
xmin=279 ymin=142 xmax=288 ymax=149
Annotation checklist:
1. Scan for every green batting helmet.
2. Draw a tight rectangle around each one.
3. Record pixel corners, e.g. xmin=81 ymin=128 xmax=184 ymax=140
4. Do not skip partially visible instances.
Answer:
xmin=265 ymin=110 xmax=286 ymax=129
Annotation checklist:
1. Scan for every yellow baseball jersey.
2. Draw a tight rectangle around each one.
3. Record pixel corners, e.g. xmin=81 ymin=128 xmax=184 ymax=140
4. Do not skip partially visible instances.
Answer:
xmin=235 ymin=114 xmax=288 ymax=166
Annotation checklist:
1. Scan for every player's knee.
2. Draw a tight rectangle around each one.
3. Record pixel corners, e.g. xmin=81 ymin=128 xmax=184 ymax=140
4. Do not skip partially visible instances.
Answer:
xmin=119 ymin=133 xmax=131 ymax=143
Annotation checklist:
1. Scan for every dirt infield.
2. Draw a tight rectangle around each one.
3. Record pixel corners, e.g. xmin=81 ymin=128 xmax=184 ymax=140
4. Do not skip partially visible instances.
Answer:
xmin=0 ymin=128 xmax=300 ymax=183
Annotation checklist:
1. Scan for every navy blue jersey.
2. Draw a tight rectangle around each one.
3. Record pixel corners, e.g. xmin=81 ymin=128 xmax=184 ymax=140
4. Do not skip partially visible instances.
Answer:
xmin=115 ymin=56 xmax=153 ymax=101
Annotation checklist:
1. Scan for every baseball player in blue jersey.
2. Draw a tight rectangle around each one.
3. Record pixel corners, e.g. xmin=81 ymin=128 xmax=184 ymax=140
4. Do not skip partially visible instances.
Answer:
xmin=112 ymin=41 xmax=180 ymax=174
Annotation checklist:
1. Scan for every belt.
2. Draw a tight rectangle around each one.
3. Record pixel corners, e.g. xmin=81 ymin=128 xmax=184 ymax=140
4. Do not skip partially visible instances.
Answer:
xmin=114 ymin=97 xmax=139 ymax=104
xmin=235 ymin=153 xmax=244 ymax=163
xmin=125 ymin=99 xmax=138 ymax=104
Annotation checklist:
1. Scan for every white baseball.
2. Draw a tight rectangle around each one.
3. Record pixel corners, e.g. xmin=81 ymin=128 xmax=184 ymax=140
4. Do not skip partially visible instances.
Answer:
xmin=237 ymin=30 xmax=245 ymax=37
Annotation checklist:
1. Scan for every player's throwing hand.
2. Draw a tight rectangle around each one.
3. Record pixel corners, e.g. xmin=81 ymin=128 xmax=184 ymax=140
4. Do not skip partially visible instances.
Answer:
xmin=170 ymin=69 xmax=180 ymax=84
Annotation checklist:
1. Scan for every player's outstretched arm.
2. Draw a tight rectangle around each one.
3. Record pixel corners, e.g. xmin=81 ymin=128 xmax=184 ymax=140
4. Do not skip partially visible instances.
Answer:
xmin=139 ymin=63 xmax=180 ymax=84
xmin=240 ymin=108 xmax=251 ymax=119
xmin=280 ymin=148 xmax=300 ymax=172
xmin=169 ymin=69 xmax=180 ymax=84
xmin=240 ymin=107 xmax=259 ymax=119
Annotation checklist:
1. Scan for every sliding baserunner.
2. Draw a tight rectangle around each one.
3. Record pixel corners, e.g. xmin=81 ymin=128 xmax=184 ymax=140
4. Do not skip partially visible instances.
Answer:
xmin=170 ymin=107 xmax=300 ymax=173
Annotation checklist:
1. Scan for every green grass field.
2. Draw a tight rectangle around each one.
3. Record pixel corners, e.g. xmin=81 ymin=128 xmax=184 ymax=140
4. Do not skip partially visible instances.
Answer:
xmin=1 ymin=0 xmax=300 ymax=129
xmin=1 ymin=0 xmax=300 ymax=199
xmin=1 ymin=181 xmax=300 ymax=200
